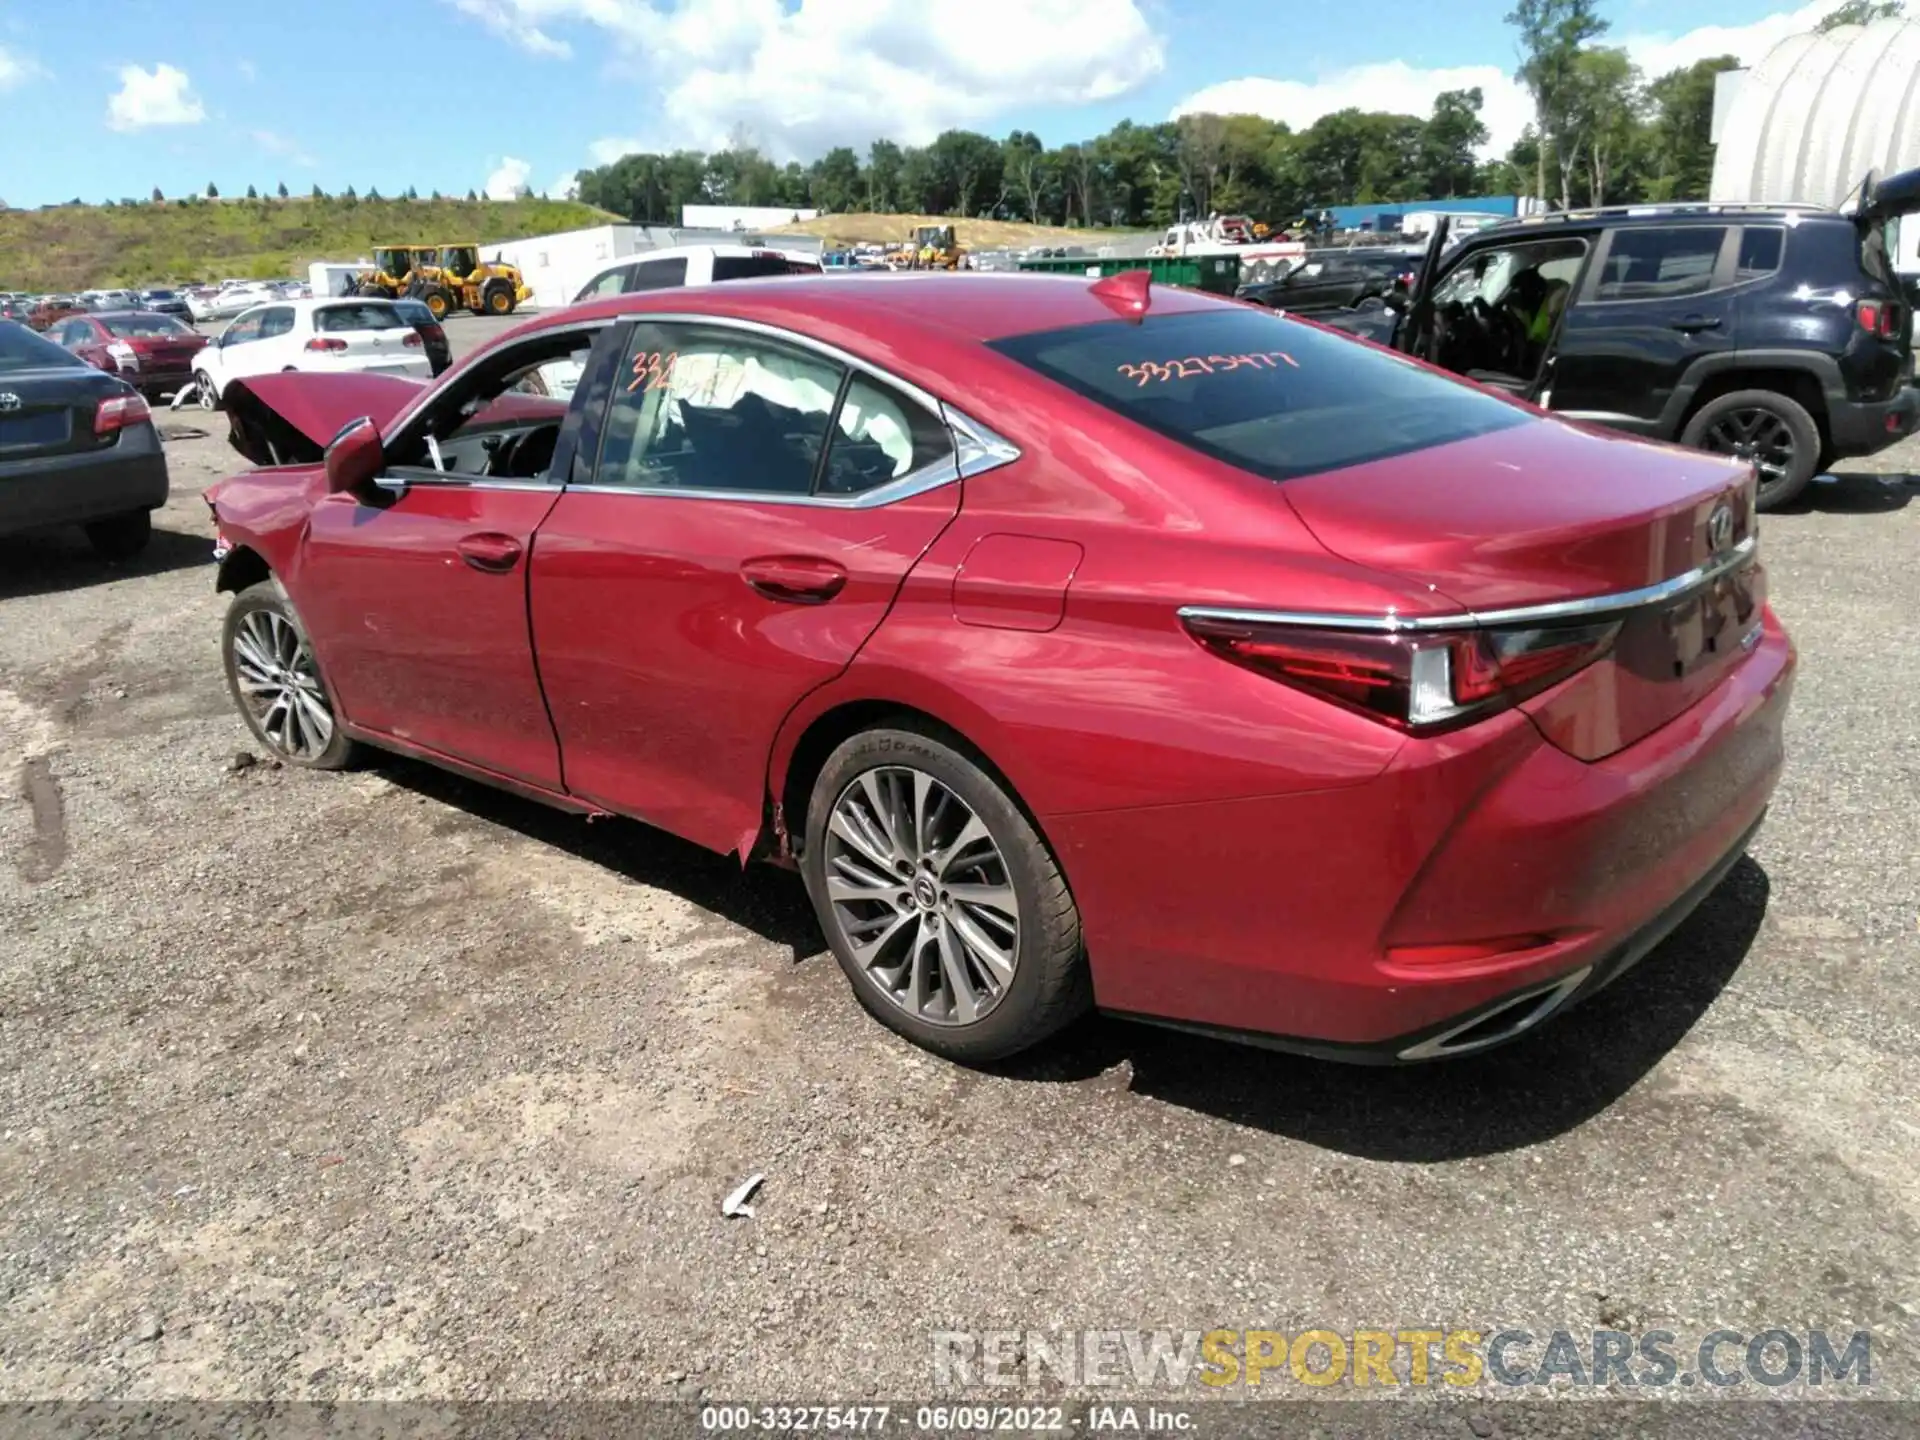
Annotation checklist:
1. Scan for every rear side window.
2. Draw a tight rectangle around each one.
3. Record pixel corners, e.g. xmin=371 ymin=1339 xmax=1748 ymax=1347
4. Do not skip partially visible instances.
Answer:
xmin=316 ymin=303 xmax=408 ymax=332
xmin=1593 ymin=227 xmax=1726 ymax=301
xmin=628 ymin=257 xmax=689 ymax=291
xmin=1736 ymin=227 xmax=1784 ymax=279
xmin=711 ymin=254 xmax=821 ymax=281
xmin=989 ymin=308 xmax=1529 ymax=483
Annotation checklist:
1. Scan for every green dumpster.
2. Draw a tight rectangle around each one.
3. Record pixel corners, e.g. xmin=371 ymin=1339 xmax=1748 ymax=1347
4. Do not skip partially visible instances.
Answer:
xmin=1014 ymin=252 xmax=1241 ymax=296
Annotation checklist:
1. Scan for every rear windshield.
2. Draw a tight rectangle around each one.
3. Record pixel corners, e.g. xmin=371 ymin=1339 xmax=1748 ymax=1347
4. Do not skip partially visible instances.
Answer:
xmin=712 ymin=254 xmax=821 ymax=282
xmin=315 ymin=302 xmax=408 ymax=332
xmin=988 ymin=308 xmax=1530 ymax=482
xmin=104 ymin=313 xmax=192 ymax=338
xmin=0 ymin=320 xmax=85 ymax=373
xmin=144 ymin=290 xmax=178 ymax=300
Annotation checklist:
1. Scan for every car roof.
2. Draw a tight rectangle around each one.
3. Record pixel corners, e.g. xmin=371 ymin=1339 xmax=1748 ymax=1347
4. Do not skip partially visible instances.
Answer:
xmin=554 ymin=272 xmax=1223 ymax=346
xmin=1476 ymin=202 xmax=1849 ymax=240
xmin=93 ymin=308 xmax=185 ymax=320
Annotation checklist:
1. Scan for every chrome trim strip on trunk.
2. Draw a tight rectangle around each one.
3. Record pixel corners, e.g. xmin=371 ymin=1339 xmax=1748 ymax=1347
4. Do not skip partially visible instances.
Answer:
xmin=1178 ymin=535 xmax=1758 ymax=634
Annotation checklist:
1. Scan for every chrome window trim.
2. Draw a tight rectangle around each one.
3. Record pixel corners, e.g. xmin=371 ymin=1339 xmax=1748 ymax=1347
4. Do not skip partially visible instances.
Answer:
xmin=374 ymin=475 xmax=559 ymax=494
xmin=1178 ymin=534 xmax=1758 ymax=634
xmin=561 ymin=312 xmax=1022 ymax=508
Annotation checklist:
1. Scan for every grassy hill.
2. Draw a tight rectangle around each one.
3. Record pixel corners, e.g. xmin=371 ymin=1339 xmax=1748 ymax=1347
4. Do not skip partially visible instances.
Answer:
xmin=0 ymin=195 xmax=622 ymax=292
xmin=771 ymin=212 xmax=1138 ymax=251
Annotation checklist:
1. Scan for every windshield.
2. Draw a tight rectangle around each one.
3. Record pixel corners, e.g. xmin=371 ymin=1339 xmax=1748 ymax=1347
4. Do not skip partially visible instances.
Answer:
xmin=0 ymin=321 xmax=86 ymax=373
xmin=989 ymin=308 xmax=1530 ymax=482
xmin=316 ymin=302 xmax=409 ymax=332
xmin=105 ymin=313 xmax=193 ymax=338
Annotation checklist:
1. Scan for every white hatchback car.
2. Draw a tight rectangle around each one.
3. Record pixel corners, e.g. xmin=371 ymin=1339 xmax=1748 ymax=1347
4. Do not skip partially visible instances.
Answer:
xmin=192 ymin=297 xmax=433 ymax=409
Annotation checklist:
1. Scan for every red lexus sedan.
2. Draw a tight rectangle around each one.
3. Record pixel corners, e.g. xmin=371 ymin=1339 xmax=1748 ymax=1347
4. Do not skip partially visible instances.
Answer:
xmin=203 ymin=272 xmax=1794 ymax=1065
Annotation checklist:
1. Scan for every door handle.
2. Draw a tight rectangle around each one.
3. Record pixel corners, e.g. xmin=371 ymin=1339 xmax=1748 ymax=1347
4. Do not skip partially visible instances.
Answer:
xmin=455 ymin=532 xmax=523 ymax=573
xmin=1670 ymin=315 xmax=1723 ymax=333
xmin=741 ymin=556 xmax=848 ymax=605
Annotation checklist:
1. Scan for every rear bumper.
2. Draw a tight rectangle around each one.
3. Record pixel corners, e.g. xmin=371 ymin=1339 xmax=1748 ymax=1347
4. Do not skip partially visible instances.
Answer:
xmin=1063 ymin=613 xmax=1795 ymax=1061
xmin=1827 ymin=384 xmax=1919 ymax=456
xmin=0 ymin=427 xmax=170 ymax=535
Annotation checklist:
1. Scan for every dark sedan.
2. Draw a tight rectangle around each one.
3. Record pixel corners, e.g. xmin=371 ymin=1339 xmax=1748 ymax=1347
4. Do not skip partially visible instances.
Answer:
xmin=0 ymin=321 xmax=170 ymax=559
xmin=139 ymin=288 xmax=195 ymax=321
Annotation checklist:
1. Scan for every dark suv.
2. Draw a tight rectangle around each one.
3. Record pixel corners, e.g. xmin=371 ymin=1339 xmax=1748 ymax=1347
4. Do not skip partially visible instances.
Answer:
xmin=1325 ymin=168 xmax=1920 ymax=508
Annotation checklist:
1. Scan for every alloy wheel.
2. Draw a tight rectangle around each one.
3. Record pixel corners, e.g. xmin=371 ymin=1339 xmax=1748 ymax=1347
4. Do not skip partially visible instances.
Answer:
xmin=229 ymin=608 xmax=335 ymax=761
xmin=1700 ymin=406 xmax=1796 ymax=485
xmin=822 ymin=766 xmax=1020 ymax=1027
xmin=195 ymin=372 xmax=216 ymax=412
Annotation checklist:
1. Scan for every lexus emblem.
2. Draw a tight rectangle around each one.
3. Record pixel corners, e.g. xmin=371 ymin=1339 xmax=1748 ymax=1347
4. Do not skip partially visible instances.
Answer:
xmin=1707 ymin=502 xmax=1734 ymax=554
xmin=0 ymin=392 xmax=19 ymax=412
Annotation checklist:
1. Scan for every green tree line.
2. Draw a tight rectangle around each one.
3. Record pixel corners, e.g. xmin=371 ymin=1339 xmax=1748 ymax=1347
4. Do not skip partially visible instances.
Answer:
xmin=579 ymin=0 xmax=1897 ymax=228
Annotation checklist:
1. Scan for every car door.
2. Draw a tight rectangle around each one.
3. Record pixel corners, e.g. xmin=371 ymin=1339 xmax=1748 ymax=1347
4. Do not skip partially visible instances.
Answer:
xmin=294 ymin=322 xmax=620 ymax=788
xmin=528 ymin=317 xmax=964 ymax=856
xmin=208 ymin=308 xmax=267 ymax=387
xmin=1546 ymin=224 xmax=1738 ymax=433
xmin=253 ymin=305 xmax=296 ymax=369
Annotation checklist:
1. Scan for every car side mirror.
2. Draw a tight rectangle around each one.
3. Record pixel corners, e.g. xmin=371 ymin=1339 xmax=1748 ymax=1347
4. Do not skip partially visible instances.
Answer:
xmin=324 ymin=417 xmax=384 ymax=494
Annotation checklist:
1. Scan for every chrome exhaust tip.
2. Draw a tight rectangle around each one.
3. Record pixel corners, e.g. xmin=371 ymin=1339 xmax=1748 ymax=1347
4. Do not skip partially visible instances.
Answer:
xmin=1397 ymin=966 xmax=1593 ymax=1061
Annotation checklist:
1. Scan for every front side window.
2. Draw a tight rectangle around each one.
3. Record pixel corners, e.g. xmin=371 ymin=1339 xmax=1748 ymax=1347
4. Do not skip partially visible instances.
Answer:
xmin=387 ymin=333 xmax=598 ymax=480
xmin=223 ymin=311 xmax=266 ymax=346
xmin=576 ymin=265 xmax=632 ymax=301
xmin=595 ymin=323 xmax=845 ymax=495
xmin=1593 ymin=227 xmax=1728 ymax=301
xmin=990 ymin=307 xmax=1531 ymax=484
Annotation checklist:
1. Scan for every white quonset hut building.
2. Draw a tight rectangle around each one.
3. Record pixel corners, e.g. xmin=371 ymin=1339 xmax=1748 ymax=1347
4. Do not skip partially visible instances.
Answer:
xmin=1710 ymin=17 xmax=1920 ymax=278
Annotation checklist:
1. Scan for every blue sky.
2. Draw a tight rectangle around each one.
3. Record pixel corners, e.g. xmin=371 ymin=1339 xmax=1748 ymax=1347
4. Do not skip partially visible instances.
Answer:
xmin=0 ymin=0 xmax=1884 ymax=210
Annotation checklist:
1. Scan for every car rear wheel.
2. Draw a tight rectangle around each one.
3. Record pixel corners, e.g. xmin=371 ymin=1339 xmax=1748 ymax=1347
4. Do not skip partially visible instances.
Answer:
xmin=84 ymin=509 xmax=151 ymax=561
xmin=1681 ymin=389 xmax=1820 ymax=510
xmin=221 ymin=581 xmax=359 ymax=770
xmin=802 ymin=725 xmax=1089 ymax=1063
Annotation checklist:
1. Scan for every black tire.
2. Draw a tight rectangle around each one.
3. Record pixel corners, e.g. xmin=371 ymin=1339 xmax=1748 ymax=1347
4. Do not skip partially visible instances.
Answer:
xmin=484 ymin=281 xmax=514 ymax=316
xmin=220 ymin=580 xmax=360 ymax=770
xmin=84 ymin=509 xmax=151 ymax=561
xmin=802 ymin=724 xmax=1089 ymax=1063
xmin=417 ymin=285 xmax=452 ymax=321
xmin=1680 ymin=388 xmax=1821 ymax=511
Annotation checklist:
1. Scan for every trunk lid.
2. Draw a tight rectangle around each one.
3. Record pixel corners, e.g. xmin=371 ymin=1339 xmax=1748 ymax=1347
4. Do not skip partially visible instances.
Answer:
xmin=1282 ymin=417 xmax=1763 ymax=760
xmin=0 ymin=366 xmax=126 ymax=461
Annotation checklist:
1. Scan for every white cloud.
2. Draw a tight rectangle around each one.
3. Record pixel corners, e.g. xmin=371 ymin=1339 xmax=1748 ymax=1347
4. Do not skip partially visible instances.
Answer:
xmin=1170 ymin=1 xmax=1906 ymax=161
xmin=252 ymin=128 xmax=317 ymax=167
xmin=589 ymin=134 xmax=655 ymax=165
xmin=553 ymin=171 xmax=582 ymax=199
xmin=0 ymin=44 xmax=46 ymax=89
xmin=484 ymin=155 xmax=534 ymax=199
xmin=449 ymin=0 xmax=572 ymax=57
xmin=105 ymin=63 xmax=205 ymax=132
xmin=462 ymin=0 xmax=1164 ymax=159
xmin=1176 ymin=63 xmax=1534 ymax=157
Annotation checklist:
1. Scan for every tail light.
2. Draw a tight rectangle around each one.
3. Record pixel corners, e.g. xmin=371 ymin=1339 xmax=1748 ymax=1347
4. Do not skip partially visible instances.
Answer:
xmin=94 ymin=392 xmax=151 ymax=436
xmin=402 ymin=331 xmax=424 ymax=347
xmin=1856 ymin=299 xmax=1903 ymax=338
xmin=1181 ymin=614 xmax=1621 ymax=734
xmin=305 ymin=336 xmax=348 ymax=352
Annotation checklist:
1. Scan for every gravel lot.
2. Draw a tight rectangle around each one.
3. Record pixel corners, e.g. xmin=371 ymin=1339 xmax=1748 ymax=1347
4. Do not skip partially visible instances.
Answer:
xmin=2 ymin=315 xmax=1917 ymax=1412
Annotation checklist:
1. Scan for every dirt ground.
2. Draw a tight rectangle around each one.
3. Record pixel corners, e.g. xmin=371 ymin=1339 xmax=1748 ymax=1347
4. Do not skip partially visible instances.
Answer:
xmin=2 ymin=335 xmax=1917 ymax=1413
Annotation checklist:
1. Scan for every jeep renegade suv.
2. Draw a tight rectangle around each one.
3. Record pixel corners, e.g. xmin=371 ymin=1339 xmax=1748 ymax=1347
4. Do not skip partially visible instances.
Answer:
xmin=1325 ymin=168 xmax=1920 ymax=509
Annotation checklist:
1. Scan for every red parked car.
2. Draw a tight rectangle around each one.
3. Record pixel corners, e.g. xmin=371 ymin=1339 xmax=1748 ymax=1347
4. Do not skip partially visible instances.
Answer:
xmin=203 ymin=272 xmax=1794 ymax=1064
xmin=51 ymin=310 xmax=209 ymax=399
